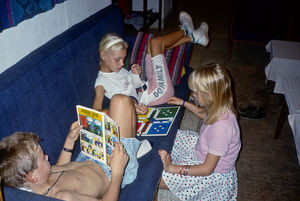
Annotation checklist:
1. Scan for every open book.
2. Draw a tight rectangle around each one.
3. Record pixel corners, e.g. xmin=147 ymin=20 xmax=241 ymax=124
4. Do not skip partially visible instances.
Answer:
xmin=137 ymin=106 xmax=180 ymax=136
xmin=76 ymin=105 xmax=119 ymax=166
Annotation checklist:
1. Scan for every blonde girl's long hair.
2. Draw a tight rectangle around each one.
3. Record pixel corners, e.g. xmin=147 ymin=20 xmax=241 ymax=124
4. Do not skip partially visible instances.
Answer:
xmin=99 ymin=33 xmax=128 ymax=63
xmin=188 ymin=63 xmax=237 ymax=124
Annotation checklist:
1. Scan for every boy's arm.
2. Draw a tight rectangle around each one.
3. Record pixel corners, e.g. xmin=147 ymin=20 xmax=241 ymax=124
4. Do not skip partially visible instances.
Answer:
xmin=101 ymin=142 xmax=128 ymax=201
xmin=56 ymin=121 xmax=81 ymax=165
xmin=93 ymin=85 xmax=106 ymax=111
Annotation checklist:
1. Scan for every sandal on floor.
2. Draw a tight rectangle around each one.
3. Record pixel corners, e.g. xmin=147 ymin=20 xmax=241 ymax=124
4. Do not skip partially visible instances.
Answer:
xmin=238 ymin=104 xmax=266 ymax=120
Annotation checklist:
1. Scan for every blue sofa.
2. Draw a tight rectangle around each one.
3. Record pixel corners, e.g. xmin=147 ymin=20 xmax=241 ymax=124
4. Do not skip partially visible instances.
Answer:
xmin=0 ymin=5 xmax=193 ymax=201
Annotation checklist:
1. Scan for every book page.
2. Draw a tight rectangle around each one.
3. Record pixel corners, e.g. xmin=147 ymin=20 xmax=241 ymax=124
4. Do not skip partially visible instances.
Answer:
xmin=103 ymin=115 xmax=120 ymax=165
xmin=76 ymin=105 xmax=107 ymax=165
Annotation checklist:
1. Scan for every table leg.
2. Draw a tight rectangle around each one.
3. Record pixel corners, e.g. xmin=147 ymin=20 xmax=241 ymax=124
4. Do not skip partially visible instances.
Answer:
xmin=274 ymin=98 xmax=288 ymax=139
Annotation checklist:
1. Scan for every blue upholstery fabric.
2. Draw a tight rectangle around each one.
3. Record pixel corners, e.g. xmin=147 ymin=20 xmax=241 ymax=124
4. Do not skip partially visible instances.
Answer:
xmin=0 ymin=5 xmax=192 ymax=201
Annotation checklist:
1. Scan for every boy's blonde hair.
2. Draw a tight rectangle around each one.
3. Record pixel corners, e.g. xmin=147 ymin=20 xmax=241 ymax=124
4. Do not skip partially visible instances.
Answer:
xmin=188 ymin=63 xmax=237 ymax=124
xmin=0 ymin=132 xmax=40 ymax=188
xmin=99 ymin=33 xmax=128 ymax=61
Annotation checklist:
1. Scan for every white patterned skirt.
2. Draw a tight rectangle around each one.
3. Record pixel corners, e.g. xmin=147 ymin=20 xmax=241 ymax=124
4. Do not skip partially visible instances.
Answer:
xmin=162 ymin=130 xmax=238 ymax=201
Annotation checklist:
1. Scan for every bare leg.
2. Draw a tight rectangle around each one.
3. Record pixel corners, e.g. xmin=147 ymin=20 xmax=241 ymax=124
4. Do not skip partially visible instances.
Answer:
xmin=167 ymin=36 xmax=191 ymax=49
xmin=146 ymin=30 xmax=190 ymax=57
xmin=140 ymin=30 xmax=192 ymax=105
xmin=109 ymin=94 xmax=137 ymax=138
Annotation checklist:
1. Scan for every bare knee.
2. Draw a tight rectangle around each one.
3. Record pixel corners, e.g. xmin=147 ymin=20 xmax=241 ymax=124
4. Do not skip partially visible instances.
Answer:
xmin=110 ymin=94 xmax=134 ymax=109
xmin=150 ymin=37 xmax=164 ymax=56
xmin=151 ymin=35 xmax=164 ymax=44
xmin=150 ymin=37 xmax=164 ymax=47
xmin=109 ymin=94 xmax=136 ymax=138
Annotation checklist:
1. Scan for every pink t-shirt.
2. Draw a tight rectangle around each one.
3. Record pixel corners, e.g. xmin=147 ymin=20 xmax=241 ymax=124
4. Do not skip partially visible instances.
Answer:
xmin=195 ymin=110 xmax=241 ymax=173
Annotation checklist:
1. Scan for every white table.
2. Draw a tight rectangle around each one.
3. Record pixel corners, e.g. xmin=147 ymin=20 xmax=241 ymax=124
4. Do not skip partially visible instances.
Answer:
xmin=265 ymin=40 xmax=300 ymax=166
xmin=265 ymin=40 xmax=300 ymax=82
xmin=274 ymin=76 xmax=300 ymax=166
xmin=274 ymin=76 xmax=300 ymax=113
xmin=274 ymin=76 xmax=300 ymax=94
xmin=288 ymin=114 xmax=300 ymax=166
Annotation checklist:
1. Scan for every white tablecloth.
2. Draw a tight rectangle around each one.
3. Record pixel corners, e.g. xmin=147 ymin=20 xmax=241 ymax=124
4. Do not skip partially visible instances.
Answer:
xmin=274 ymin=76 xmax=300 ymax=166
xmin=288 ymin=114 xmax=300 ymax=166
xmin=284 ymin=90 xmax=300 ymax=114
xmin=265 ymin=40 xmax=300 ymax=82
xmin=274 ymin=76 xmax=300 ymax=94
xmin=274 ymin=76 xmax=300 ymax=114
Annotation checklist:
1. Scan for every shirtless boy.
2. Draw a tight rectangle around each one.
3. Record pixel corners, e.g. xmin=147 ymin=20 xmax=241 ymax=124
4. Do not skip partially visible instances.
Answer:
xmin=0 ymin=121 xmax=128 ymax=201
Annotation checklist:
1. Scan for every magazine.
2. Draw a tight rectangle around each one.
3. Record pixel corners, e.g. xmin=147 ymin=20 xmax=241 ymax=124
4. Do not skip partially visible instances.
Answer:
xmin=76 ymin=105 xmax=119 ymax=166
xmin=137 ymin=106 xmax=180 ymax=136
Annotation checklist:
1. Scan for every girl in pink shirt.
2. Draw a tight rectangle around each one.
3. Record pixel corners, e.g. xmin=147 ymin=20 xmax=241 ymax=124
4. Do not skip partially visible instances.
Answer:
xmin=159 ymin=63 xmax=241 ymax=200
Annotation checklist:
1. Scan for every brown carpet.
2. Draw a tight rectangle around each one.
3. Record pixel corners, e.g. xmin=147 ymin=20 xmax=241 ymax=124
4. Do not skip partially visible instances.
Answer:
xmin=229 ymin=64 xmax=300 ymax=201
xmin=156 ymin=0 xmax=300 ymax=200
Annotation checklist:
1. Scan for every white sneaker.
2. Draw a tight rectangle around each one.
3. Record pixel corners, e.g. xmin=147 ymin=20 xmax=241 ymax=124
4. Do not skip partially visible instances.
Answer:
xmin=192 ymin=21 xmax=209 ymax=47
xmin=179 ymin=11 xmax=195 ymax=36
xmin=137 ymin=139 xmax=152 ymax=158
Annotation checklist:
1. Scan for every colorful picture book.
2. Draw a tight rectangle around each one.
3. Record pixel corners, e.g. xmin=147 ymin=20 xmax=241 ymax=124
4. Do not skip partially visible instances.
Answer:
xmin=76 ymin=105 xmax=119 ymax=167
xmin=137 ymin=106 xmax=180 ymax=136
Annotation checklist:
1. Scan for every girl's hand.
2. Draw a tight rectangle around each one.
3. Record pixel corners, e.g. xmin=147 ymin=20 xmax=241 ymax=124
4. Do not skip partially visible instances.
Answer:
xmin=67 ymin=121 xmax=82 ymax=142
xmin=167 ymin=96 xmax=183 ymax=106
xmin=135 ymin=103 xmax=148 ymax=115
xmin=130 ymin=64 xmax=142 ymax=75
xmin=158 ymin=149 xmax=173 ymax=172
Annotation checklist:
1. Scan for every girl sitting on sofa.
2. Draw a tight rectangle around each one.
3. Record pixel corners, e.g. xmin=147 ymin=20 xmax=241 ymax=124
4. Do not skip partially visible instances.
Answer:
xmin=158 ymin=63 xmax=241 ymax=200
xmin=92 ymin=11 xmax=209 ymax=115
